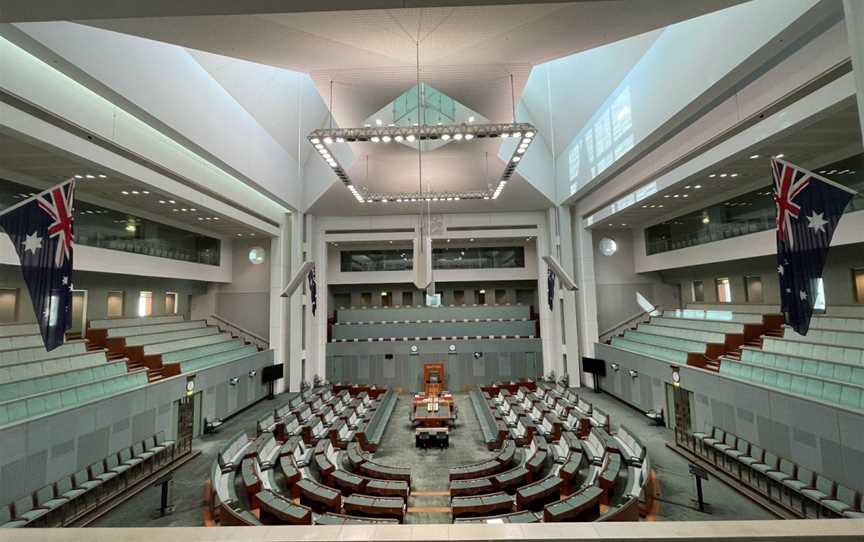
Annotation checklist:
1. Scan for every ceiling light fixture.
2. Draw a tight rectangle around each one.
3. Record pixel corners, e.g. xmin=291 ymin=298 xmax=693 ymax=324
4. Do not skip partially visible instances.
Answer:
xmin=750 ymin=154 xmax=760 ymax=159
xmin=309 ymin=121 xmax=535 ymax=203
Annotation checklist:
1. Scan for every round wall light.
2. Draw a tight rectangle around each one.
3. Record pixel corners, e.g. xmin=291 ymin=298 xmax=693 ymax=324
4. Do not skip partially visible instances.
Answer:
xmin=248 ymin=246 xmax=266 ymax=265
xmin=598 ymin=237 xmax=618 ymax=257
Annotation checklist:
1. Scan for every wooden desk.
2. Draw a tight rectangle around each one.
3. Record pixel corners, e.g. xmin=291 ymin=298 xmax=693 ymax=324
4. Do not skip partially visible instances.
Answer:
xmin=413 ymin=405 xmax=452 ymax=428
xmin=415 ymin=427 xmax=449 ymax=449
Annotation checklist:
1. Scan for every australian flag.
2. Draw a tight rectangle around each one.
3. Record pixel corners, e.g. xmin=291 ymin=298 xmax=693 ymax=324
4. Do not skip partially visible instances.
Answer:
xmin=0 ymin=180 xmax=76 ymax=350
xmin=547 ymin=269 xmax=555 ymax=311
xmin=773 ymin=159 xmax=855 ymax=335
xmin=308 ymin=266 xmax=317 ymax=316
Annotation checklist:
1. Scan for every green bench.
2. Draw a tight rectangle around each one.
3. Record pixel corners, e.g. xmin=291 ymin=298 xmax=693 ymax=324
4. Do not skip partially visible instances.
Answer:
xmin=761 ymin=337 xmax=864 ymax=366
xmin=610 ymin=337 xmax=688 ymax=364
xmin=0 ymin=351 xmax=108 ymax=384
xmin=0 ymin=341 xmax=87 ymax=365
xmin=0 ymin=361 xmax=127 ymax=402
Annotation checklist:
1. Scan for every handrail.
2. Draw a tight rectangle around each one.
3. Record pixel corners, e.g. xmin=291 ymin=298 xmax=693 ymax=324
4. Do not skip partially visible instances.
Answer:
xmin=598 ymin=306 xmax=660 ymax=344
xmin=208 ymin=314 xmax=269 ymax=351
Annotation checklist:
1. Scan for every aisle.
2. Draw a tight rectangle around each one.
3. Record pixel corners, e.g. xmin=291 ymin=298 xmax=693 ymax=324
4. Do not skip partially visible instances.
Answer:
xmin=372 ymin=393 xmax=492 ymax=523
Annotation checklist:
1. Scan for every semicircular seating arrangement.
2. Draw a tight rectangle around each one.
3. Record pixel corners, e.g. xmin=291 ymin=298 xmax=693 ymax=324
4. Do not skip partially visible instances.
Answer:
xmin=451 ymin=381 xmax=651 ymax=523
xmin=208 ymin=379 xmax=650 ymax=526
xmin=209 ymin=382 xmax=409 ymax=525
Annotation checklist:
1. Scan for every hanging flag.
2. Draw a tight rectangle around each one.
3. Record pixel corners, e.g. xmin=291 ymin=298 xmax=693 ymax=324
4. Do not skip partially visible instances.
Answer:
xmin=0 ymin=180 xmax=76 ymax=350
xmin=772 ymin=159 xmax=855 ymax=335
xmin=547 ymin=268 xmax=555 ymax=311
xmin=307 ymin=265 xmax=317 ymax=316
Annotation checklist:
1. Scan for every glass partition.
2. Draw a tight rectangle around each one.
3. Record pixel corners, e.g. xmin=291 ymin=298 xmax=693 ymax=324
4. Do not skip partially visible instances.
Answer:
xmin=644 ymin=154 xmax=864 ymax=255
xmin=1 ymin=178 xmax=221 ymax=265
xmin=338 ymin=246 xmax=527 ymax=272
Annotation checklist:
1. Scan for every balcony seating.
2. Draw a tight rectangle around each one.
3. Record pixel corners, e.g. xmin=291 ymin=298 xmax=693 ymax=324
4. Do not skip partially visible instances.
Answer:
xmin=161 ymin=337 xmax=245 ymax=364
xmin=0 ymin=370 xmax=148 ymax=426
xmin=0 ymin=351 xmax=109 ymax=384
xmin=614 ymin=425 xmax=646 ymax=466
xmin=336 ymin=304 xmax=531 ymax=324
xmin=652 ymin=316 xmax=746 ymax=335
xmin=762 ymin=336 xmax=864 ymax=366
xmin=104 ymin=320 xmax=206 ymax=339
xmin=782 ymin=326 xmax=864 ymax=349
xmin=0 ymin=340 xmax=87 ymax=365
xmin=0 ymin=361 xmax=128 ymax=402
xmin=637 ymin=323 xmax=727 ymax=345
xmin=610 ymin=336 xmax=689 ymax=364
xmin=663 ymin=309 xmax=765 ymax=324
xmin=179 ymin=345 xmax=259 ymax=374
xmin=89 ymin=315 xmax=185 ymax=330
xmin=0 ymin=333 xmax=48 ymax=350
xmin=720 ymin=359 xmax=864 ymax=411
xmin=619 ymin=330 xmax=708 ymax=354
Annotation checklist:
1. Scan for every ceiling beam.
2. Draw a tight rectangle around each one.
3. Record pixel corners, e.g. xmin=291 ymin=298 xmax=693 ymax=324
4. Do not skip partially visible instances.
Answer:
xmin=0 ymin=0 xmax=591 ymax=23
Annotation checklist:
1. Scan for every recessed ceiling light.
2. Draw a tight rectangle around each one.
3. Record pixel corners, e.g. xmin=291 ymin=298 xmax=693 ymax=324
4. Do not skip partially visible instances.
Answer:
xmin=774 ymin=153 xmax=784 ymax=158
xmin=749 ymin=154 xmax=760 ymax=159
xmin=98 ymin=174 xmax=107 ymax=179
xmin=694 ymin=185 xmax=702 ymax=189
xmin=682 ymin=194 xmax=689 ymax=198
xmin=74 ymin=175 xmax=83 ymax=179
xmin=719 ymin=173 xmax=728 ymax=178
xmin=709 ymin=174 xmax=716 ymax=178
xmin=131 ymin=190 xmax=140 ymax=195
xmin=180 ymin=208 xmax=188 ymax=212
xmin=158 ymin=200 xmax=166 ymax=204
xmin=213 ymin=217 xmax=219 ymax=220
xmin=121 ymin=190 xmax=129 ymax=195
xmin=197 ymin=217 xmax=203 ymax=221
xmin=730 ymin=173 xmax=738 ymax=178
xmin=141 ymin=190 xmax=150 ymax=195
xmin=172 ymin=208 xmax=179 ymax=212
xmin=684 ymin=185 xmax=691 ymax=189
xmin=237 ymin=233 xmax=243 ymax=237
xmin=249 ymin=233 xmax=255 ymax=237
xmin=85 ymin=174 xmax=95 ymax=179
xmin=168 ymin=200 xmax=176 ymax=204
xmin=190 ymin=208 xmax=197 ymax=212
xmin=375 ymin=119 xmax=382 ymax=126
xmin=468 ymin=116 xmax=475 ymax=123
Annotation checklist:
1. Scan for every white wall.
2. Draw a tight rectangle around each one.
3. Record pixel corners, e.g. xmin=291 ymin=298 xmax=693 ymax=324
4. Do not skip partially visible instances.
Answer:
xmin=561 ymin=0 xmax=837 ymax=207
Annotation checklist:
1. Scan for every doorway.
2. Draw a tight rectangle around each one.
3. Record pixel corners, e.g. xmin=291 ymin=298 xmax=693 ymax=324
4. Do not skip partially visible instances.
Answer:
xmin=174 ymin=395 xmax=195 ymax=455
xmin=70 ymin=290 xmax=87 ymax=337
xmin=165 ymin=292 xmax=178 ymax=314
xmin=192 ymin=391 xmax=203 ymax=438
xmin=666 ymin=383 xmax=693 ymax=432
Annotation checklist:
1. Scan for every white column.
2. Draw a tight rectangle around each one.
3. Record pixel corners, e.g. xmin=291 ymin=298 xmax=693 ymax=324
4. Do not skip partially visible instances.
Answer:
xmin=572 ymin=214 xmax=599 ymax=388
xmin=537 ymin=211 xmax=560 ymax=378
xmin=268 ymin=213 xmax=291 ymax=394
xmin=557 ymin=206 xmax=582 ymax=384
xmin=288 ymin=213 xmax=305 ymax=390
xmin=844 ymin=0 xmax=864 ymax=142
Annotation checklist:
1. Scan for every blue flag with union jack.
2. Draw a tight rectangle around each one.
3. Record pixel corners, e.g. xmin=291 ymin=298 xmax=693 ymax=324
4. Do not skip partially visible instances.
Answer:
xmin=308 ymin=266 xmax=317 ymax=316
xmin=0 ymin=180 xmax=76 ymax=350
xmin=773 ymin=159 xmax=855 ymax=335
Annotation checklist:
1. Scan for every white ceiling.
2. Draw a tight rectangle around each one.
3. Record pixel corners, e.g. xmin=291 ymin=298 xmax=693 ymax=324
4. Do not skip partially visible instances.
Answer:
xmin=0 ymin=131 xmax=272 ymax=238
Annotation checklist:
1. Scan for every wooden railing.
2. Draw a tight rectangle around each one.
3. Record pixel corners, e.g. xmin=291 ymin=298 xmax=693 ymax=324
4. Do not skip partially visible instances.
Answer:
xmin=598 ymin=306 xmax=660 ymax=344
xmin=208 ymin=314 xmax=269 ymax=351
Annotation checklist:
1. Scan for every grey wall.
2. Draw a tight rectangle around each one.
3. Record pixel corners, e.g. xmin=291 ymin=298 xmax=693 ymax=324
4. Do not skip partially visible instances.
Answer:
xmin=0 ymin=349 xmax=273 ymax=503
xmin=326 ymin=338 xmax=542 ymax=393
xmin=592 ymin=230 xmax=678 ymax=331
xmin=659 ymin=244 xmax=864 ymax=306
xmin=595 ymin=343 xmax=864 ymax=493
xmin=0 ymin=264 xmax=207 ymax=323
xmin=212 ymin=238 xmax=271 ymax=338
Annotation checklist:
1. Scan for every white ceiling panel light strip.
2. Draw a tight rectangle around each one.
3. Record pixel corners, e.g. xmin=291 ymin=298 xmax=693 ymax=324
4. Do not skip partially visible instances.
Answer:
xmin=308 ymin=122 xmax=536 ymax=203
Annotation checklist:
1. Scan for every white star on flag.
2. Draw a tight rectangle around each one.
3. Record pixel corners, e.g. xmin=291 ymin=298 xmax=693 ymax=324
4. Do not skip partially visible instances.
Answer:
xmin=62 ymin=276 xmax=68 ymax=285
xmin=777 ymin=265 xmax=784 ymax=275
xmin=800 ymin=290 xmax=807 ymax=301
xmin=806 ymin=211 xmax=828 ymax=233
xmin=23 ymin=232 xmax=42 ymax=255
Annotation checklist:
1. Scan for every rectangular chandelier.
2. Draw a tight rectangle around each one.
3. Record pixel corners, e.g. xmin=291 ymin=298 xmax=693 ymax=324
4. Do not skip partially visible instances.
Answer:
xmin=307 ymin=122 xmax=536 ymax=203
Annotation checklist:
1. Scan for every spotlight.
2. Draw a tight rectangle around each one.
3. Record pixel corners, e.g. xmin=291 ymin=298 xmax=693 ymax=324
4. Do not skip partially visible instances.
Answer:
xmin=453 ymin=133 xmax=463 ymax=140
xmin=85 ymin=174 xmax=95 ymax=179
xmin=97 ymin=174 xmax=107 ymax=179
xmin=512 ymin=131 xmax=521 ymax=138
xmin=375 ymin=119 xmax=382 ymax=126
xmin=371 ymin=136 xmax=380 ymax=143
xmin=468 ymin=116 xmax=475 ymax=123
xmin=406 ymin=134 xmax=416 ymax=142
xmin=524 ymin=131 xmax=535 ymax=138
xmin=74 ymin=175 xmax=83 ymax=179
xmin=441 ymin=134 xmax=451 ymax=140
xmin=382 ymin=135 xmax=392 ymax=143
xmin=512 ymin=156 xmax=521 ymax=162
xmin=323 ymin=137 xmax=333 ymax=144
xmin=310 ymin=138 xmax=320 ymax=144
xmin=394 ymin=135 xmax=404 ymax=142
xmin=464 ymin=134 xmax=474 ymax=140
xmin=501 ymin=133 xmax=510 ymax=138
xmin=517 ymin=148 xmax=525 ymax=154
xmin=336 ymin=137 xmax=345 ymax=143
